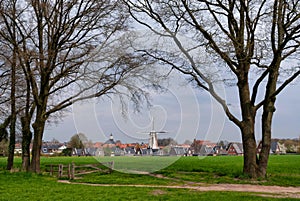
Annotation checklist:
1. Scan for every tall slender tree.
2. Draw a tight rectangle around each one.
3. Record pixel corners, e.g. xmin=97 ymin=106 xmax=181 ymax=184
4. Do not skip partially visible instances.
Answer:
xmin=0 ymin=0 xmax=19 ymax=170
xmin=125 ymin=0 xmax=300 ymax=178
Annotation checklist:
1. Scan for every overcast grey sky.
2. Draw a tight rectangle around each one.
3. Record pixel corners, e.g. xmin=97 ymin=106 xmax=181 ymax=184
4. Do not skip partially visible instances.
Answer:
xmin=43 ymin=28 xmax=300 ymax=144
xmin=44 ymin=70 xmax=300 ymax=144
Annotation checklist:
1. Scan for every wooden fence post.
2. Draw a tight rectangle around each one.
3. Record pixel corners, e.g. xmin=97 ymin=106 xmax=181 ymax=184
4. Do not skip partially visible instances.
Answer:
xmin=68 ymin=163 xmax=71 ymax=179
xmin=58 ymin=164 xmax=63 ymax=178
xmin=71 ymin=162 xmax=75 ymax=180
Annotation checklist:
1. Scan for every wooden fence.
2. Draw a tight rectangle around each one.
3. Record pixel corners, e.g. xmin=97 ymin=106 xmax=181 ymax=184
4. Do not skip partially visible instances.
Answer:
xmin=45 ymin=161 xmax=114 ymax=179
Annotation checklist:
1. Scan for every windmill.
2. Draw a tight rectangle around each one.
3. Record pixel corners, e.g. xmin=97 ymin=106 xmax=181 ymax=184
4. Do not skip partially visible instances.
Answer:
xmin=141 ymin=118 xmax=168 ymax=152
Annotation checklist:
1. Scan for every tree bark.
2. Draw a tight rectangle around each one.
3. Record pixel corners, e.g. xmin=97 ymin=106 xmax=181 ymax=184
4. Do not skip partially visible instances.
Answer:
xmin=258 ymin=112 xmax=271 ymax=177
xmin=255 ymin=99 xmax=276 ymax=178
xmin=30 ymin=106 xmax=47 ymax=173
xmin=21 ymin=67 xmax=34 ymax=172
xmin=237 ymin=73 xmax=259 ymax=178
xmin=257 ymin=71 xmax=279 ymax=177
xmin=6 ymin=42 xmax=17 ymax=170
xmin=30 ymin=104 xmax=47 ymax=173
xmin=238 ymin=99 xmax=258 ymax=177
xmin=6 ymin=117 xmax=15 ymax=170
xmin=31 ymin=120 xmax=45 ymax=173
xmin=240 ymin=123 xmax=259 ymax=178
xmin=21 ymin=116 xmax=32 ymax=172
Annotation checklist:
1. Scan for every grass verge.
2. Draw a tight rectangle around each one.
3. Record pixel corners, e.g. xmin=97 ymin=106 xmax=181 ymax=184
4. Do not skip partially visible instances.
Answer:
xmin=0 ymin=171 xmax=297 ymax=201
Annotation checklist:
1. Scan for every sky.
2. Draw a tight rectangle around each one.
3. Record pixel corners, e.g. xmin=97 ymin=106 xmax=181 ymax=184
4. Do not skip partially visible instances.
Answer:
xmin=42 ymin=24 xmax=300 ymax=144
xmin=44 ymin=70 xmax=300 ymax=144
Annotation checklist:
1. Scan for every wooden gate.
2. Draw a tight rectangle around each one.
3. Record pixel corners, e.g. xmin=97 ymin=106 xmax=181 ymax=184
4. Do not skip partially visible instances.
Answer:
xmin=46 ymin=161 xmax=114 ymax=179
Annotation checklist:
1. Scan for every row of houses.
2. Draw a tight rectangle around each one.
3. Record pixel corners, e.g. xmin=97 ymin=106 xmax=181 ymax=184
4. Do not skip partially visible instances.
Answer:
xmin=70 ymin=140 xmax=289 ymax=157
xmin=13 ymin=136 xmax=295 ymax=157
xmin=188 ymin=140 xmax=244 ymax=156
xmin=190 ymin=139 xmax=294 ymax=156
xmin=188 ymin=139 xmax=292 ymax=156
xmin=14 ymin=142 xmax=67 ymax=155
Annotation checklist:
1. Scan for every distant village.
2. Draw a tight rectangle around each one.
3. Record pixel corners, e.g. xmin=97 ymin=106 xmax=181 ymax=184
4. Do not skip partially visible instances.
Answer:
xmin=10 ymin=133 xmax=300 ymax=157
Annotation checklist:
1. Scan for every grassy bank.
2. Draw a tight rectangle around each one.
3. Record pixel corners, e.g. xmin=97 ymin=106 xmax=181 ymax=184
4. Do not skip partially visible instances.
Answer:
xmin=0 ymin=155 xmax=299 ymax=200
xmin=0 ymin=155 xmax=299 ymax=186
xmin=0 ymin=171 xmax=297 ymax=201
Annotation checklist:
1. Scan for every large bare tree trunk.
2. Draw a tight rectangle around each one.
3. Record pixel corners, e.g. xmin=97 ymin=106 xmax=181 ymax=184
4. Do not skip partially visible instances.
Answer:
xmin=258 ymin=74 xmax=278 ymax=177
xmin=31 ymin=106 xmax=47 ymax=173
xmin=21 ymin=71 xmax=34 ymax=172
xmin=237 ymin=75 xmax=260 ymax=178
xmin=253 ymin=102 xmax=275 ymax=178
xmin=21 ymin=116 xmax=32 ymax=172
xmin=241 ymin=126 xmax=259 ymax=178
xmin=257 ymin=102 xmax=274 ymax=177
xmin=31 ymin=121 xmax=45 ymax=173
xmin=6 ymin=116 xmax=15 ymax=170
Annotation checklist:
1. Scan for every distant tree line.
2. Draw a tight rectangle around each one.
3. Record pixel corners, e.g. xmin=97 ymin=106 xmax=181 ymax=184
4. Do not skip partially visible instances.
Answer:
xmin=157 ymin=138 xmax=178 ymax=147
xmin=277 ymin=138 xmax=300 ymax=153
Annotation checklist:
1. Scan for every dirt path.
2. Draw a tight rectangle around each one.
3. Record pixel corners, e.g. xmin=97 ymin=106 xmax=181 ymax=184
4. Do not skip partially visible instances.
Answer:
xmin=58 ymin=180 xmax=300 ymax=199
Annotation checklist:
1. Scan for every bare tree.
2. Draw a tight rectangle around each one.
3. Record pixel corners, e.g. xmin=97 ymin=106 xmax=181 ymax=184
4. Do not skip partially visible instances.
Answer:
xmin=0 ymin=0 xmax=156 ymax=172
xmin=0 ymin=0 xmax=19 ymax=170
xmin=124 ymin=0 xmax=300 ymax=178
xmin=0 ymin=0 xmax=39 ymax=171
xmin=69 ymin=133 xmax=88 ymax=149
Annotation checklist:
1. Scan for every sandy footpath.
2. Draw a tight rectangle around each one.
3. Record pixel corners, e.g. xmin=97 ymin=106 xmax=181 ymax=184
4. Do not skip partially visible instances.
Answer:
xmin=58 ymin=180 xmax=300 ymax=199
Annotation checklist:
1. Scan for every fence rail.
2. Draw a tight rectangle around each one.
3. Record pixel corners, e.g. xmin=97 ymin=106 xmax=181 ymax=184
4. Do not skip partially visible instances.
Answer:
xmin=45 ymin=161 xmax=114 ymax=179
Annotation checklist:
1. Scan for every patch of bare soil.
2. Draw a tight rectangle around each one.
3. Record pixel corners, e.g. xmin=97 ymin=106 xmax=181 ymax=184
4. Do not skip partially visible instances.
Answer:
xmin=150 ymin=189 xmax=168 ymax=196
xmin=190 ymin=183 xmax=300 ymax=199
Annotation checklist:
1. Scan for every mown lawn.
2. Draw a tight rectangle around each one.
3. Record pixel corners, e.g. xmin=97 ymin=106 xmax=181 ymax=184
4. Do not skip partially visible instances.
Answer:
xmin=71 ymin=155 xmax=299 ymax=187
xmin=0 ymin=171 xmax=297 ymax=201
xmin=158 ymin=155 xmax=300 ymax=186
xmin=0 ymin=155 xmax=299 ymax=200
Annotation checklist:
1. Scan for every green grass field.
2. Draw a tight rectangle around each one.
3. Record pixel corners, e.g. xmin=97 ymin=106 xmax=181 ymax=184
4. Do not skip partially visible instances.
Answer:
xmin=0 ymin=155 xmax=299 ymax=200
